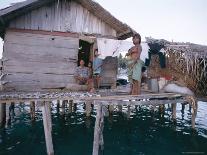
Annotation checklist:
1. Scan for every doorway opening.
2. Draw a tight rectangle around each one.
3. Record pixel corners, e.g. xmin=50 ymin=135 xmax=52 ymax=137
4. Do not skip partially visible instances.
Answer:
xmin=78 ymin=40 xmax=92 ymax=66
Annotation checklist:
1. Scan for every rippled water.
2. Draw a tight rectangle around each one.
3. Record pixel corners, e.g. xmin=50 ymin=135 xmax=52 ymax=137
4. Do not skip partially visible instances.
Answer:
xmin=0 ymin=101 xmax=207 ymax=155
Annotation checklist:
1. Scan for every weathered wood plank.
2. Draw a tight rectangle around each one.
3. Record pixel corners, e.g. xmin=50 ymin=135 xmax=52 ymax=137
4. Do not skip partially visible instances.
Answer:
xmin=5 ymin=73 xmax=75 ymax=83
xmin=4 ymin=43 xmax=78 ymax=60
xmin=8 ymin=1 xmax=117 ymax=37
xmin=4 ymin=60 xmax=77 ymax=75
xmin=5 ymin=31 xmax=79 ymax=49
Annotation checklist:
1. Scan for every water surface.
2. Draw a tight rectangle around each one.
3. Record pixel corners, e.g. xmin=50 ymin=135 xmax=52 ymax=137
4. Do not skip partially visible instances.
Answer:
xmin=0 ymin=102 xmax=206 ymax=155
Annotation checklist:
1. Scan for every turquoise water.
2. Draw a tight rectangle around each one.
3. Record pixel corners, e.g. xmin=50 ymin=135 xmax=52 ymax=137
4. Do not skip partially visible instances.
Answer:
xmin=0 ymin=102 xmax=207 ymax=155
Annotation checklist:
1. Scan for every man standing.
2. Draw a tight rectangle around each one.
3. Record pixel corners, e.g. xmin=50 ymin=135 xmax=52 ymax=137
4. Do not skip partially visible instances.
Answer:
xmin=93 ymin=49 xmax=103 ymax=89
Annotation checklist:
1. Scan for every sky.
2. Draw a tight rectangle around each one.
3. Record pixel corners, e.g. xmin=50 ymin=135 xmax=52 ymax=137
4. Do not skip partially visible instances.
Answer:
xmin=0 ymin=0 xmax=207 ymax=58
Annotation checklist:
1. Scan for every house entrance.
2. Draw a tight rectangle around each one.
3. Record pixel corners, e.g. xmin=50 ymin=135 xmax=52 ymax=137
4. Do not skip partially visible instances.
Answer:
xmin=78 ymin=40 xmax=92 ymax=66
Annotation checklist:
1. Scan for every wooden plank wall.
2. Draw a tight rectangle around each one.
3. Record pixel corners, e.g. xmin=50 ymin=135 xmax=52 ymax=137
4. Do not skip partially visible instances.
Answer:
xmin=9 ymin=1 xmax=117 ymax=37
xmin=3 ymin=30 xmax=78 ymax=91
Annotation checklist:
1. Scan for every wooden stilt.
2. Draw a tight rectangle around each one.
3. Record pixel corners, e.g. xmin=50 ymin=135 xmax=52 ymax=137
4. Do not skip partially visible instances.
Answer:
xmin=191 ymin=111 xmax=196 ymax=129
xmin=68 ymin=100 xmax=73 ymax=113
xmin=159 ymin=104 xmax=164 ymax=113
xmin=60 ymin=100 xmax=65 ymax=115
xmin=172 ymin=103 xmax=177 ymax=120
xmin=191 ymin=102 xmax=198 ymax=129
xmin=118 ymin=105 xmax=122 ymax=113
xmin=181 ymin=103 xmax=185 ymax=112
xmin=42 ymin=101 xmax=54 ymax=155
xmin=109 ymin=105 xmax=114 ymax=114
xmin=189 ymin=104 xmax=192 ymax=112
xmin=85 ymin=101 xmax=92 ymax=117
xmin=73 ymin=103 xmax=77 ymax=112
xmin=92 ymin=104 xmax=104 ymax=155
xmin=0 ymin=103 xmax=6 ymax=127
xmin=127 ymin=105 xmax=131 ymax=119
xmin=30 ymin=101 xmax=35 ymax=121
xmin=6 ymin=103 xmax=10 ymax=126
xmin=56 ymin=100 xmax=60 ymax=113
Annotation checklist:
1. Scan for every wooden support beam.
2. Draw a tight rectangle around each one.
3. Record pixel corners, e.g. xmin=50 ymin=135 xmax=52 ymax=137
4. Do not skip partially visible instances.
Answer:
xmin=92 ymin=104 xmax=104 ymax=155
xmin=68 ymin=100 xmax=73 ymax=114
xmin=42 ymin=101 xmax=54 ymax=155
xmin=181 ymin=103 xmax=185 ymax=112
xmin=73 ymin=103 xmax=77 ymax=112
xmin=159 ymin=104 xmax=164 ymax=112
xmin=30 ymin=101 xmax=35 ymax=121
xmin=172 ymin=103 xmax=177 ymax=120
xmin=0 ymin=103 xmax=6 ymax=127
xmin=56 ymin=100 xmax=60 ymax=114
xmin=6 ymin=103 xmax=10 ymax=127
xmin=127 ymin=105 xmax=131 ymax=119
xmin=191 ymin=111 xmax=196 ymax=129
xmin=191 ymin=102 xmax=198 ymax=129
xmin=118 ymin=105 xmax=122 ymax=112
xmin=85 ymin=101 xmax=92 ymax=117
xmin=108 ymin=105 xmax=114 ymax=114
xmin=60 ymin=100 xmax=65 ymax=115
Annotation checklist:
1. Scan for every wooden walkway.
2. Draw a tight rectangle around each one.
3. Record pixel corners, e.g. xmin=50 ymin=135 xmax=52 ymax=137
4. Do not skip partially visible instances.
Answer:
xmin=0 ymin=91 xmax=197 ymax=155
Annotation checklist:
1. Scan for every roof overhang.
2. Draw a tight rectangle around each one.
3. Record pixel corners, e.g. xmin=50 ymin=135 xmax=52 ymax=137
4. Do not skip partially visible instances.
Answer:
xmin=0 ymin=0 xmax=137 ymax=40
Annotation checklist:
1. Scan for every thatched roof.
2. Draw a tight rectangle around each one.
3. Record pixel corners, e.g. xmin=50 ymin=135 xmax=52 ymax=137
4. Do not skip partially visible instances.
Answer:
xmin=0 ymin=0 xmax=137 ymax=39
xmin=146 ymin=37 xmax=207 ymax=58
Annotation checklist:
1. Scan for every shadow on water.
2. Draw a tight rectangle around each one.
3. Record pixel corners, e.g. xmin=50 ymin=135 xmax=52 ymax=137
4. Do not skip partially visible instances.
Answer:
xmin=0 ymin=102 xmax=207 ymax=155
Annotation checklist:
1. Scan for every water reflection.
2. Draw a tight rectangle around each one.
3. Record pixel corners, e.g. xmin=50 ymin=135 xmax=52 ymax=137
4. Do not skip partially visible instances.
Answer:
xmin=0 ymin=101 xmax=206 ymax=155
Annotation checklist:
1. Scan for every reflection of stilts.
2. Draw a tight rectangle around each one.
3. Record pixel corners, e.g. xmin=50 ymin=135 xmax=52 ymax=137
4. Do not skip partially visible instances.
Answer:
xmin=0 ymin=92 xmax=200 ymax=154
xmin=185 ymin=96 xmax=198 ymax=129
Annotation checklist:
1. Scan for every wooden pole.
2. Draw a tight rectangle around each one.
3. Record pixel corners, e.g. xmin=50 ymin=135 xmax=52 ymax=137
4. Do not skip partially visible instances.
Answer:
xmin=181 ymin=103 xmax=185 ymax=112
xmin=85 ymin=101 xmax=92 ymax=117
xmin=30 ymin=101 xmax=35 ymax=121
xmin=172 ymin=103 xmax=177 ymax=120
xmin=68 ymin=100 xmax=73 ymax=114
xmin=61 ymin=100 xmax=65 ymax=115
xmin=56 ymin=100 xmax=60 ymax=114
xmin=191 ymin=102 xmax=198 ymax=129
xmin=118 ymin=105 xmax=122 ymax=113
xmin=73 ymin=103 xmax=77 ymax=112
xmin=6 ymin=103 xmax=10 ymax=127
xmin=191 ymin=110 xmax=196 ymax=129
xmin=42 ymin=101 xmax=54 ymax=155
xmin=127 ymin=105 xmax=130 ymax=119
xmin=0 ymin=103 xmax=6 ymax=127
xmin=92 ymin=104 xmax=104 ymax=155
xmin=108 ymin=105 xmax=114 ymax=114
